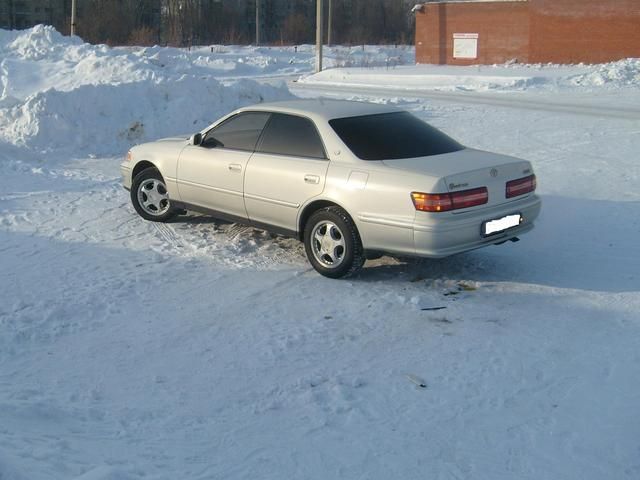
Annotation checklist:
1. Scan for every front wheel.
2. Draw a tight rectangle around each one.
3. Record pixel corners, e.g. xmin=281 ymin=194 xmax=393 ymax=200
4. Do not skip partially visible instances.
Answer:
xmin=304 ymin=206 xmax=364 ymax=279
xmin=131 ymin=167 xmax=177 ymax=222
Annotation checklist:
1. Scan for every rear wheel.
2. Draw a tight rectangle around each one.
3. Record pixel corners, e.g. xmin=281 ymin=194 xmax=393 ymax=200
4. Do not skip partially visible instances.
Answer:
xmin=304 ymin=206 xmax=364 ymax=279
xmin=131 ymin=167 xmax=176 ymax=222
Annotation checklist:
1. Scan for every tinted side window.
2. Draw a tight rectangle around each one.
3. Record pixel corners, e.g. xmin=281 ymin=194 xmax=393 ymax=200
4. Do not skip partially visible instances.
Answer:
xmin=257 ymin=113 xmax=326 ymax=159
xmin=203 ymin=112 xmax=270 ymax=151
xmin=329 ymin=111 xmax=464 ymax=160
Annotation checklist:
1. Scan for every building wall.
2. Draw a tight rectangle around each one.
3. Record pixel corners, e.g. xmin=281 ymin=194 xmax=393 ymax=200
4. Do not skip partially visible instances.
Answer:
xmin=415 ymin=0 xmax=640 ymax=65
xmin=415 ymin=1 xmax=529 ymax=65
xmin=529 ymin=0 xmax=640 ymax=64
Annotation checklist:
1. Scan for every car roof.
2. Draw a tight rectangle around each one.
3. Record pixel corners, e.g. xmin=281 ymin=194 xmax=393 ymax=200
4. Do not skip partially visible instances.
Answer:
xmin=237 ymin=98 xmax=401 ymax=122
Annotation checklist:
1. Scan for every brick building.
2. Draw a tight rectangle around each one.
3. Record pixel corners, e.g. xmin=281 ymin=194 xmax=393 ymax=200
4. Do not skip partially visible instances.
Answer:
xmin=414 ymin=0 xmax=640 ymax=65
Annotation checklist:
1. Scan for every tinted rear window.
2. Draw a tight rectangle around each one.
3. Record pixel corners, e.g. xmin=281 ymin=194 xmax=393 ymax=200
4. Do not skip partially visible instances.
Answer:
xmin=257 ymin=113 xmax=326 ymax=159
xmin=329 ymin=111 xmax=464 ymax=160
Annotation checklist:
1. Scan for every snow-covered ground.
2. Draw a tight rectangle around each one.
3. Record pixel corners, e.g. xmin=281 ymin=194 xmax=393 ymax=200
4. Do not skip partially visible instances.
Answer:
xmin=298 ymin=58 xmax=640 ymax=91
xmin=1 ymin=26 xmax=639 ymax=480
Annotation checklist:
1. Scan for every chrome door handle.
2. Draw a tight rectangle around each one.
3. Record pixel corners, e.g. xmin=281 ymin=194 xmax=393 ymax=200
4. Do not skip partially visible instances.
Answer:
xmin=304 ymin=174 xmax=320 ymax=184
xmin=228 ymin=163 xmax=242 ymax=172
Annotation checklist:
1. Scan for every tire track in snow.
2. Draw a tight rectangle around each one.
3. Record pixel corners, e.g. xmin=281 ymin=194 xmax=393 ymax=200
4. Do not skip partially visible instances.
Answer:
xmin=148 ymin=217 xmax=306 ymax=270
xmin=152 ymin=222 xmax=184 ymax=252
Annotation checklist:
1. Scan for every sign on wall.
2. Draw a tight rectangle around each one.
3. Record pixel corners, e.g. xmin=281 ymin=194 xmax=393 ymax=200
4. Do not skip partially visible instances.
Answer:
xmin=453 ymin=33 xmax=479 ymax=59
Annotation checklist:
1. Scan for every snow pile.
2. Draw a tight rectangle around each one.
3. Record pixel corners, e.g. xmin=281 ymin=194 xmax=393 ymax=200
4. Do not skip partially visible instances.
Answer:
xmin=0 ymin=25 xmax=412 ymax=156
xmin=0 ymin=24 xmax=83 ymax=61
xmin=0 ymin=78 xmax=290 ymax=156
xmin=0 ymin=26 xmax=413 ymax=103
xmin=568 ymin=58 xmax=640 ymax=87
xmin=137 ymin=45 xmax=303 ymax=78
xmin=0 ymin=26 xmax=293 ymax=157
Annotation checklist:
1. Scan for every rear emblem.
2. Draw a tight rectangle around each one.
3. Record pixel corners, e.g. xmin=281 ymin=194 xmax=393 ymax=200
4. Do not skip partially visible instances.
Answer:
xmin=490 ymin=168 xmax=498 ymax=178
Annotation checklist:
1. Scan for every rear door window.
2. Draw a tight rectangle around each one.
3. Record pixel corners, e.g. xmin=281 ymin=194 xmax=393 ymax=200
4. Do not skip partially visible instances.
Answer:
xmin=203 ymin=112 xmax=271 ymax=151
xmin=257 ymin=113 xmax=326 ymax=159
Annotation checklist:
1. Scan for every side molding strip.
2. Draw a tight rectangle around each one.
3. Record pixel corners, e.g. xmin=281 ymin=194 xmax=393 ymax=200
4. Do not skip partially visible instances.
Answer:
xmin=176 ymin=179 xmax=243 ymax=198
xmin=244 ymin=193 xmax=300 ymax=209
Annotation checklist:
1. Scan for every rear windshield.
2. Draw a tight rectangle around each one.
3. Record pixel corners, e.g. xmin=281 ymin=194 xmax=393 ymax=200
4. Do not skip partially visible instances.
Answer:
xmin=329 ymin=111 xmax=464 ymax=161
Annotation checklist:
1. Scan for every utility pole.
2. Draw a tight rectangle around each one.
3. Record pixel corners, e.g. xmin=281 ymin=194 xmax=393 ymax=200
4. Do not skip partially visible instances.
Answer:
xmin=70 ymin=0 xmax=77 ymax=36
xmin=255 ymin=0 xmax=261 ymax=45
xmin=327 ymin=0 xmax=332 ymax=46
xmin=316 ymin=0 xmax=323 ymax=72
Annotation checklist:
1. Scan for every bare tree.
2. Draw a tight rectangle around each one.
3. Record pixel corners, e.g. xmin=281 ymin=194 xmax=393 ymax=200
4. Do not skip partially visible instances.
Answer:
xmin=71 ymin=0 xmax=414 ymax=47
xmin=282 ymin=13 xmax=311 ymax=45
xmin=78 ymin=0 xmax=133 ymax=45
xmin=128 ymin=26 xmax=157 ymax=46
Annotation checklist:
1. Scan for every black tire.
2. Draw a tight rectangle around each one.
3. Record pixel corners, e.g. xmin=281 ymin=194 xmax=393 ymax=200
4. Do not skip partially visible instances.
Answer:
xmin=303 ymin=206 xmax=365 ymax=279
xmin=131 ymin=167 xmax=177 ymax=222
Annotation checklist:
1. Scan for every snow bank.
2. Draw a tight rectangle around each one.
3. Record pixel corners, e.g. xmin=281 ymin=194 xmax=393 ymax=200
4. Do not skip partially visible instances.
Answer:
xmin=0 ymin=77 xmax=291 ymax=157
xmin=568 ymin=58 xmax=640 ymax=87
xmin=300 ymin=66 xmax=539 ymax=92
xmin=0 ymin=26 xmax=294 ymax=158
xmin=0 ymin=24 xmax=83 ymax=60
xmin=0 ymin=26 xmax=414 ymax=104
xmin=300 ymin=58 xmax=640 ymax=92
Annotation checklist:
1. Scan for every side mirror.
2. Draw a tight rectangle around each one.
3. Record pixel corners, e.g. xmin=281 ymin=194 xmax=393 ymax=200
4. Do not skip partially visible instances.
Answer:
xmin=188 ymin=132 xmax=202 ymax=146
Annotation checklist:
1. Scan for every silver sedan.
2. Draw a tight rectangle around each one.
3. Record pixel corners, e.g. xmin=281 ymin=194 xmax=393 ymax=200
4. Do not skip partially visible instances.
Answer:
xmin=121 ymin=99 xmax=541 ymax=278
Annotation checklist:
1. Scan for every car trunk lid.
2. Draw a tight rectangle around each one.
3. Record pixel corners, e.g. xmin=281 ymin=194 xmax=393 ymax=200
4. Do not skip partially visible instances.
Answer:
xmin=382 ymin=148 xmax=533 ymax=210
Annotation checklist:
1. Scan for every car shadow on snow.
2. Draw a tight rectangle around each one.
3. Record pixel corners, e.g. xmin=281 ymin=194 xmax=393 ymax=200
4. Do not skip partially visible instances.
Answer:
xmin=358 ymin=195 xmax=640 ymax=294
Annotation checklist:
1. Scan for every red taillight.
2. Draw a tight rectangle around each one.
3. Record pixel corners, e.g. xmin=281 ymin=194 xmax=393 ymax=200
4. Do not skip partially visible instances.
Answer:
xmin=411 ymin=187 xmax=488 ymax=212
xmin=451 ymin=187 xmax=489 ymax=210
xmin=506 ymin=174 xmax=536 ymax=198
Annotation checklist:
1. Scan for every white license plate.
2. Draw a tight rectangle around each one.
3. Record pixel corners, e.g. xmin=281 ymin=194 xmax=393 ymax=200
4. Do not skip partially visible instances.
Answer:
xmin=483 ymin=214 xmax=522 ymax=236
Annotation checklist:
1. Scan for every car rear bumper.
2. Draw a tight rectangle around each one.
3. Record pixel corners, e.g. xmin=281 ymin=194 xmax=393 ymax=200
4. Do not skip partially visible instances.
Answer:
xmin=413 ymin=194 xmax=542 ymax=258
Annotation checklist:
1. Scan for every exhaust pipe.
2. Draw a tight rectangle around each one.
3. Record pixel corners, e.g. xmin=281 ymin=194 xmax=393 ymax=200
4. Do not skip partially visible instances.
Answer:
xmin=494 ymin=236 xmax=520 ymax=246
